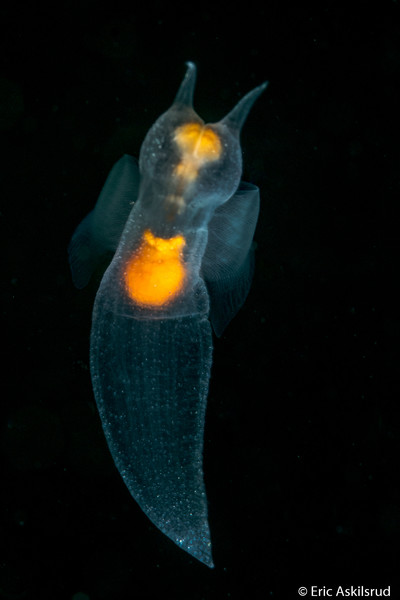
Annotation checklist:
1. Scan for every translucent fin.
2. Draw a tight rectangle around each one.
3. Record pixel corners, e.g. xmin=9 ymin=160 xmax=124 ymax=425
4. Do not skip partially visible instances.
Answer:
xmin=68 ymin=155 xmax=140 ymax=288
xmin=201 ymin=182 xmax=260 ymax=336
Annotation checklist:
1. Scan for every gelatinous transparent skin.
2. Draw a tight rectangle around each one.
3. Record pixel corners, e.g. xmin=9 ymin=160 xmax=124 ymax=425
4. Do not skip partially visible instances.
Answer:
xmin=68 ymin=62 xmax=267 ymax=567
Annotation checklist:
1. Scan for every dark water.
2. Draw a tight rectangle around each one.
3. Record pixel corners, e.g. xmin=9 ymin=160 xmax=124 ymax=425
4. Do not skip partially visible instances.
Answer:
xmin=1 ymin=2 xmax=396 ymax=598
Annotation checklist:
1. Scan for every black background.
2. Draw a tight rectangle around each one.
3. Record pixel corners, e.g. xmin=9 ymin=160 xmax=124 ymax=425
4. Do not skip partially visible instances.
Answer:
xmin=0 ymin=1 xmax=396 ymax=598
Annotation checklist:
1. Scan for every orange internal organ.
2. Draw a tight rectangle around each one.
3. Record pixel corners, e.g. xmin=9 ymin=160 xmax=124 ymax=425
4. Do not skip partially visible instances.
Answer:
xmin=125 ymin=230 xmax=186 ymax=307
xmin=174 ymin=123 xmax=222 ymax=182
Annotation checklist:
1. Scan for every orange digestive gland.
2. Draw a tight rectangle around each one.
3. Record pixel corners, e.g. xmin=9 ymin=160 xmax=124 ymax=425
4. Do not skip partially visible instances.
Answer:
xmin=125 ymin=230 xmax=186 ymax=307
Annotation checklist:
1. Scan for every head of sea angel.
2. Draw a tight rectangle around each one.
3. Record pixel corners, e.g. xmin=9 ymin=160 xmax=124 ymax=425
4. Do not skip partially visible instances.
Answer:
xmin=137 ymin=62 xmax=268 ymax=229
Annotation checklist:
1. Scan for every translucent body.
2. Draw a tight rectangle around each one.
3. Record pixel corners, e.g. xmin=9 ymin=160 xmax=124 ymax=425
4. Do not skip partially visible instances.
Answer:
xmin=68 ymin=62 xmax=267 ymax=567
